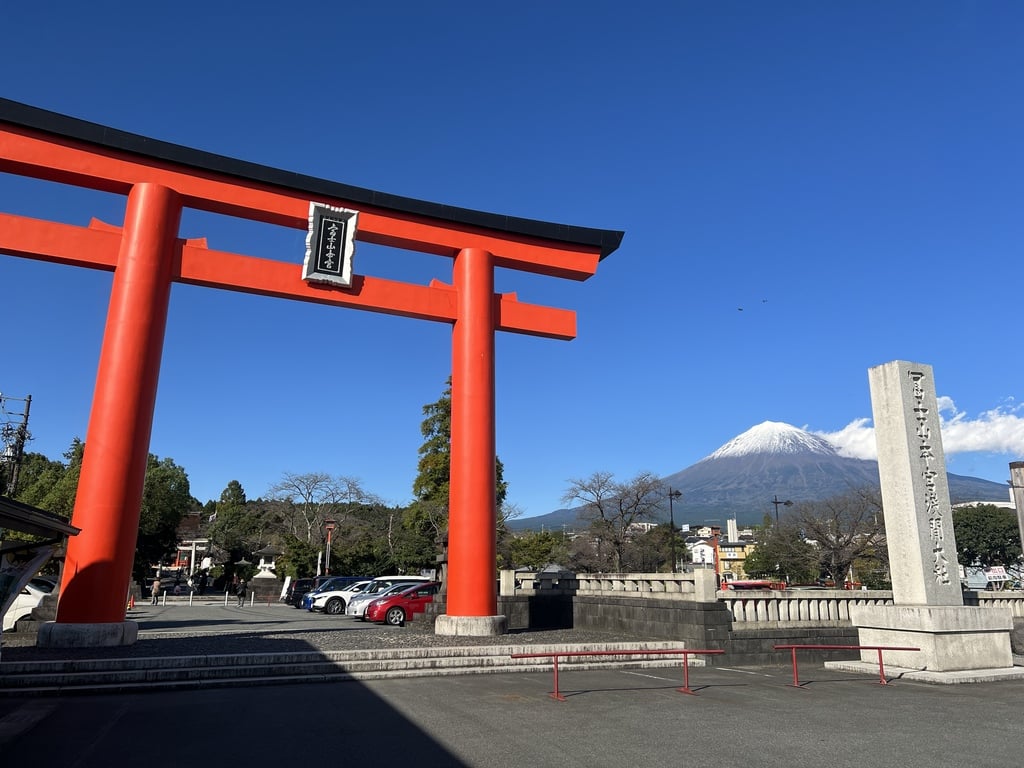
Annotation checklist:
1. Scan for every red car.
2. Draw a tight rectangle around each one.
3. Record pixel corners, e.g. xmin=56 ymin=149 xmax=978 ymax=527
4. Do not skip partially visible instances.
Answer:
xmin=365 ymin=581 xmax=440 ymax=626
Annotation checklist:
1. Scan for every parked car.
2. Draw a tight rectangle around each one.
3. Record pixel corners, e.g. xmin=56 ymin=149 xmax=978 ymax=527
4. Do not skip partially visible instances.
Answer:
xmin=283 ymin=575 xmax=334 ymax=608
xmin=306 ymin=578 xmax=372 ymax=614
xmin=344 ymin=577 xmax=431 ymax=619
xmin=3 ymin=580 xmax=50 ymax=632
xmin=365 ymin=581 xmax=441 ymax=626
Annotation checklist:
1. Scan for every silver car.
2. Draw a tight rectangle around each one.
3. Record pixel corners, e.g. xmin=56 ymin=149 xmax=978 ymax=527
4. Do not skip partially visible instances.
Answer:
xmin=344 ymin=579 xmax=427 ymax=619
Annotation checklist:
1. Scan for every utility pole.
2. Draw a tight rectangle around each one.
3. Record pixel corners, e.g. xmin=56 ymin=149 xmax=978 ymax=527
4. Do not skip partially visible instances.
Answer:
xmin=771 ymin=494 xmax=792 ymax=525
xmin=667 ymin=488 xmax=682 ymax=574
xmin=1 ymin=393 xmax=31 ymax=497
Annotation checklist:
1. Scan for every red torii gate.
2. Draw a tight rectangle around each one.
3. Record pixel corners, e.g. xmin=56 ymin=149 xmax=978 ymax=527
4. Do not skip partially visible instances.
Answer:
xmin=0 ymin=99 xmax=622 ymax=645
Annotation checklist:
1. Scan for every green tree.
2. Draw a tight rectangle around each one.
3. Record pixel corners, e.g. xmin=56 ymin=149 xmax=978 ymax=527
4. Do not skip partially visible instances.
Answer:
xmin=952 ymin=504 xmax=1022 ymax=569
xmin=132 ymin=454 xmax=192 ymax=586
xmin=219 ymin=479 xmax=247 ymax=508
xmin=11 ymin=451 xmax=67 ymax=508
xmin=406 ymin=378 xmax=509 ymax=572
xmin=508 ymin=530 xmax=569 ymax=570
xmin=207 ymin=480 xmax=259 ymax=561
xmin=742 ymin=522 xmax=819 ymax=584
xmin=562 ymin=471 xmax=663 ymax=572
xmin=277 ymin=532 xmax=319 ymax=578
xmin=13 ymin=439 xmax=84 ymax=518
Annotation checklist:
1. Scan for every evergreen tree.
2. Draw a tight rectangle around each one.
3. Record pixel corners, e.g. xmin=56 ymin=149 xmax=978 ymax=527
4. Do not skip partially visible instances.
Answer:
xmin=132 ymin=455 xmax=192 ymax=586
xmin=406 ymin=377 xmax=509 ymax=571
xmin=953 ymin=503 xmax=1022 ymax=569
xmin=742 ymin=522 xmax=819 ymax=584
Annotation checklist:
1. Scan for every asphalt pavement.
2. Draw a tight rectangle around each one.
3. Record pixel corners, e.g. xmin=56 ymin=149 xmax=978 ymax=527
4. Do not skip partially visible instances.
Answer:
xmin=1 ymin=600 xmax=1023 ymax=767
xmin=0 ymin=659 xmax=1021 ymax=767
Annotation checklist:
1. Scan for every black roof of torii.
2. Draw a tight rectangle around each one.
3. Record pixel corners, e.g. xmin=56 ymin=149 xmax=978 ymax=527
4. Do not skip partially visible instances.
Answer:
xmin=0 ymin=98 xmax=624 ymax=260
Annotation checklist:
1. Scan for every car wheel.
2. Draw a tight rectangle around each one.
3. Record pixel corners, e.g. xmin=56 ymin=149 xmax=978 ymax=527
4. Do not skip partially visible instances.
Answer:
xmin=385 ymin=607 xmax=406 ymax=626
xmin=325 ymin=598 xmax=344 ymax=615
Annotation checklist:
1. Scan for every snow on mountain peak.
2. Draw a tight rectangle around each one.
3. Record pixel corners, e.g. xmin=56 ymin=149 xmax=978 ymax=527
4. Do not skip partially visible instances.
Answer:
xmin=705 ymin=421 xmax=838 ymax=459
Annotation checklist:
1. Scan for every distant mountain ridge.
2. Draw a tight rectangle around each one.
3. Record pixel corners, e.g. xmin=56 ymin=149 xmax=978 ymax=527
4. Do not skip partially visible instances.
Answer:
xmin=510 ymin=421 xmax=1010 ymax=531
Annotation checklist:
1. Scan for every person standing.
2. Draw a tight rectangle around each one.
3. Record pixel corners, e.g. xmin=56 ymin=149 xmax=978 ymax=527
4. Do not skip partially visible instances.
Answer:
xmin=236 ymin=575 xmax=247 ymax=607
xmin=150 ymin=576 xmax=162 ymax=605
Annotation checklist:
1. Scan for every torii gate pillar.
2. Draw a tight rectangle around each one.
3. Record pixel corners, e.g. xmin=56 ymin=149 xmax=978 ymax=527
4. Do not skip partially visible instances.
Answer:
xmin=41 ymin=183 xmax=180 ymax=647
xmin=436 ymin=248 xmax=505 ymax=636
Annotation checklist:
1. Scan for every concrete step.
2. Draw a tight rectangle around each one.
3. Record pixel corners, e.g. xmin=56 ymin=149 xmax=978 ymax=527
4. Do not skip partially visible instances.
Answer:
xmin=0 ymin=642 xmax=697 ymax=695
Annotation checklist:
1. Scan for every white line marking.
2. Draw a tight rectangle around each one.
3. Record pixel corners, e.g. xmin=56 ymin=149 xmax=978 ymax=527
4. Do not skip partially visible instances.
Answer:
xmin=716 ymin=666 xmax=775 ymax=677
xmin=622 ymin=671 xmax=679 ymax=683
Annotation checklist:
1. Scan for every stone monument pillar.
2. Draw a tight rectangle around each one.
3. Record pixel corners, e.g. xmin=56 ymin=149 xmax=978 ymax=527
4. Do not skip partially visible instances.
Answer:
xmin=842 ymin=361 xmax=1019 ymax=681
xmin=1010 ymin=462 xmax=1024 ymax=563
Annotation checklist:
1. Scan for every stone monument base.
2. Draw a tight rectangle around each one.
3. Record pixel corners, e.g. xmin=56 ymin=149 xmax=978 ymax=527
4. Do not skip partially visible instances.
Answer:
xmin=844 ymin=604 xmax=1016 ymax=674
xmin=37 ymin=620 xmax=139 ymax=648
xmin=435 ymin=614 xmax=507 ymax=637
xmin=825 ymin=658 xmax=1024 ymax=684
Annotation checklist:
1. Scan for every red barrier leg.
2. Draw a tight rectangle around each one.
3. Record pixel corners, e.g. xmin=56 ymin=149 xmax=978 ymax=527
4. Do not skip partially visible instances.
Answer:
xmin=876 ymin=648 xmax=888 ymax=685
xmin=550 ymin=655 xmax=566 ymax=702
xmin=676 ymin=651 xmax=697 ymax=695
xmin=788 ymin=647 xmax=803 ymax=688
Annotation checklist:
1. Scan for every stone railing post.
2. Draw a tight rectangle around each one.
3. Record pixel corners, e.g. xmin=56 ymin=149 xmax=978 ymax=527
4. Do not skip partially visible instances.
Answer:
xmin=693 ymin=568 xmax=718 ymax=601
xmin=499 ymin=569 xmax=518 ymax=597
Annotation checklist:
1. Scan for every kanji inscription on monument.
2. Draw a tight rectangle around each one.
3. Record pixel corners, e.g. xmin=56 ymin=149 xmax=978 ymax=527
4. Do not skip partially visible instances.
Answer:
xmin=868 ymin=360 xmax=963 ymax=606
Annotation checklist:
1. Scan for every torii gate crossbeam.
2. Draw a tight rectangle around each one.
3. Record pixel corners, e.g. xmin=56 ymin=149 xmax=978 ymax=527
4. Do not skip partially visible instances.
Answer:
xmin=0 ymin=99 xmax=622 ymax=645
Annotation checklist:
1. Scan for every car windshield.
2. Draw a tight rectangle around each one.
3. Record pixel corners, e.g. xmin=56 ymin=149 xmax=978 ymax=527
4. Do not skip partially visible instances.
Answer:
xmin=357 ymin=582 xmax=408 ymax=600
xmin=311 ymin=580 xmax=341 ymax=594
xmin=30 ymin=577 xmax=57 ymax=593
xmin=376 ymin=582 xmax=417 ymax=598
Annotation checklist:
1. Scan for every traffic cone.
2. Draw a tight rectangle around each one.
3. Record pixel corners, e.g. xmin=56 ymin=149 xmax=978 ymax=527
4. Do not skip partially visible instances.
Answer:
xmin=129 ymin=594 xmax=135 ymax=609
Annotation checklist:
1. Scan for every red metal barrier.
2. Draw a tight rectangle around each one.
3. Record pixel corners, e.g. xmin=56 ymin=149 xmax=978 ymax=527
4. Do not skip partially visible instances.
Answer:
xmin=774 ymin=644 xmax=920 ymax=687
xmin=510 ymin=648 xmax=725 ymax=701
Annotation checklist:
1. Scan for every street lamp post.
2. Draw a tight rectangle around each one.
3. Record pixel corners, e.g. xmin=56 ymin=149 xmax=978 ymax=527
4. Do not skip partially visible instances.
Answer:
xmin=323 ymin=517 xmax=337 ymax=575
xmin=771 ymin=495 xmax=793 ymax=525
xmin=667 ymin=488 xmax=682 ymax=574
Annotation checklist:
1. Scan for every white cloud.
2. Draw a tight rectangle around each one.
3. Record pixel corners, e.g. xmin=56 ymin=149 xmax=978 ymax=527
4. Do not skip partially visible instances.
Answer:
xmin=812 ymin=399 xmax=1024 ymax=460
xmin=812 ymin=418 xmax=876 ymax=459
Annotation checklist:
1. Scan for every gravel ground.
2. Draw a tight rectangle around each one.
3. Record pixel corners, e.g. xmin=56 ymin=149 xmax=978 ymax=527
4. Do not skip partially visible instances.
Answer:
xmin=0 ymin=613 xmax=663 ymax=663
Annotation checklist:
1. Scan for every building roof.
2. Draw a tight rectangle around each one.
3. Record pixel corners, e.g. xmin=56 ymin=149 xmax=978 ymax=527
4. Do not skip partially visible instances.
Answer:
xmin=0 ymin=495 xmax=80 ymax=539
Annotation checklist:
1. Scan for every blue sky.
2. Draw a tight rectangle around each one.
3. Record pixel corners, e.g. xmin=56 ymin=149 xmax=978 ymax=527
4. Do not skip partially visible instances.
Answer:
xmin=2 ymin=2 xmax=1023 ymax=519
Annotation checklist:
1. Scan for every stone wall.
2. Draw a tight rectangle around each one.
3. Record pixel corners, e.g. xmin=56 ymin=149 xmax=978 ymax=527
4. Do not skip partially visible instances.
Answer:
xmin=571 ymin=595 xmax=861 ymax=665
xmin=572 ymin=595 xmax=732 ymax=650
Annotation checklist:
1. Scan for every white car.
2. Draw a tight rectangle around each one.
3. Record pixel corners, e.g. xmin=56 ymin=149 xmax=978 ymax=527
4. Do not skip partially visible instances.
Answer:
xmin=344 ymin=577 xmax=429 ymax=619
xmin=307 ymin=579 xmax=372 ymax=615
xmin=3 ymin=579 xmax=52 ymax=632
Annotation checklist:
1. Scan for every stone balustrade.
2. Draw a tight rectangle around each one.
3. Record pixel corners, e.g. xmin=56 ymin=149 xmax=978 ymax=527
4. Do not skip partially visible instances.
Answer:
xmin=504 ymin=569 xmax=716 ymax=602
xmin=969 ymin=592 xmax=1024 ymax=618
xmin=719 ymin=590 xmax=894 ymax=626
xmin=502 ymin=569 xmax=1024 ymax=628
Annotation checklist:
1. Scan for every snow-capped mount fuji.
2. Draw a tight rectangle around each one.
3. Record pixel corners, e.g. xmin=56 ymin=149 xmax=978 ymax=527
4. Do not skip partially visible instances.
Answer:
xmin=658 ymin=421 xmax=882 ymax=522
xmin=705 ymin=421 xmax=839 ymax=460
xmin=510 ymin=420 xmax=1010 ymax=530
